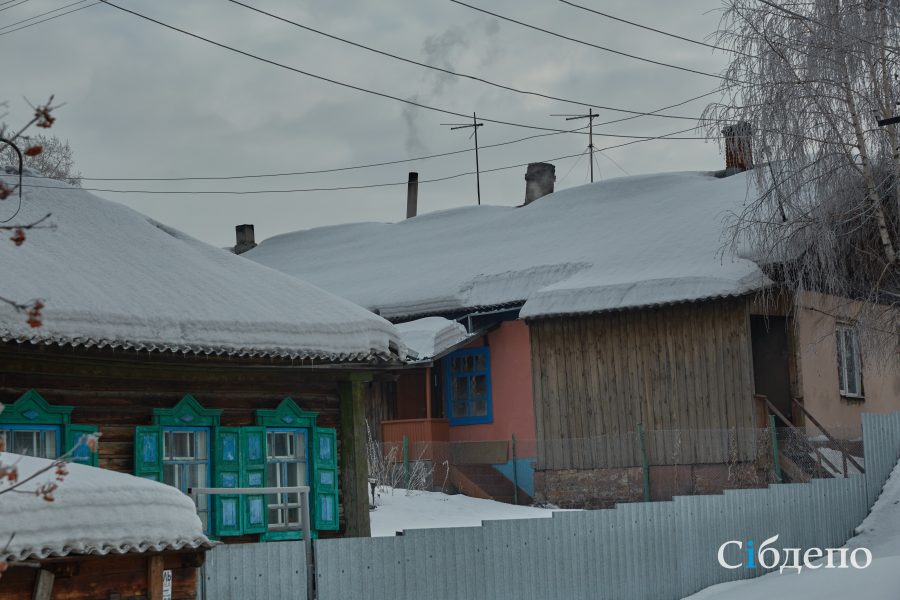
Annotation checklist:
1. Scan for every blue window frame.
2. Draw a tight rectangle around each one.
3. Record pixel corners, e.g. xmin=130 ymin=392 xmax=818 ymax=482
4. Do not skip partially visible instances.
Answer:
xmin=0 ymin=424 xmax=60 ymax=458
xmin=162 ymin=426 xmax=211 ymax=531
xmin=266 ymin=428 xmax=310 ymax=532
xmin=444 ymin=347 xmax=493 ymax=426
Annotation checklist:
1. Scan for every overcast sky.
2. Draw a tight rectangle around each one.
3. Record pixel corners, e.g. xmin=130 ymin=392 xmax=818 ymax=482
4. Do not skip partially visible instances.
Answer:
xmin=3 ymin=0 xmax=733 ymax=247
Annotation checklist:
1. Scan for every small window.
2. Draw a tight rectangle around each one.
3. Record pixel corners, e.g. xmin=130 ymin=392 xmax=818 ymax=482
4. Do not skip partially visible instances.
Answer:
xmin=0 ymin=425 xmax=59 ymax=458
xmin=266 ymin=429 xmax=309 ymax=531
xmin=444 ymin=347 xmax=492 ymax=426
xmin=836 ymin=324 xmax=863 ymax=398
xmin=162 ymin=427 xmax=211 ymax=530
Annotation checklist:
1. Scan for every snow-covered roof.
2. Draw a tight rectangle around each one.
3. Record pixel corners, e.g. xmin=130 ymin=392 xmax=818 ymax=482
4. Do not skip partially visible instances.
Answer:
xmin=395 ymin=317 xmax=469 ymax=361
xmin=0 ymin=173 xmax=404 ymax=361
xmin=246 ymin=171 xmax=770 ymax=320
xmin=0 ymin=453 xmax=213 ymax=561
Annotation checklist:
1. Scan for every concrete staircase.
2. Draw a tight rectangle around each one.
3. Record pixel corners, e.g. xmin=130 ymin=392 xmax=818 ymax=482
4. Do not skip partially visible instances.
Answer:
xmin=450 ymin=464 xmax=533 ymax=505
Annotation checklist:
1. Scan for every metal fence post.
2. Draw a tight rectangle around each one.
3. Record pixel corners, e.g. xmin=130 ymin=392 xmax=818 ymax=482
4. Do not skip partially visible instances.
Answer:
xmin=769 ymin=415 xmax=782 ymax=483
xmin=301 ymin=489 xmax=314 ymax=600
xmin=403 ymin=435 xmax=410 ymax=489
xmin=511 ymin=434 xmax=519 ymax=506
xmin=638 ymin=423 xmax=650 ymax=502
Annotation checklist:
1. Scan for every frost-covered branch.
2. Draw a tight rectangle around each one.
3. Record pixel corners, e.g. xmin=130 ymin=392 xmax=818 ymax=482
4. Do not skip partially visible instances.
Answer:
xmin=705 ymin=0 xmax=900 ymax=358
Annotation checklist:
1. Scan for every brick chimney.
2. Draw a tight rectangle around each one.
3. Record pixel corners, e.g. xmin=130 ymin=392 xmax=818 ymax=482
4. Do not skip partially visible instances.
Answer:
xmin=722 ymin=121 xmax=753 ymax=175
xmin=234 ymin=224 xmax=256 ymax=255
xmin=524 ymin=162 xmax=556 ymax=204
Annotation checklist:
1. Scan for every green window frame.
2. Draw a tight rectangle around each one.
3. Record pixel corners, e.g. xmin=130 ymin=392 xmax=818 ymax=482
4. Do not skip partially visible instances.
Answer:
xmin=266 ymin=428 xmax=310 ymax=534
xmin=134 ymin=395 xmax=220 ymax=533
xmin=136 ymin=395 xmax=338 ymax=540
xmin=256 ymin=398 xmax=338 ymax=540
xmin=1 ymin=390 xmax=98 ymax=465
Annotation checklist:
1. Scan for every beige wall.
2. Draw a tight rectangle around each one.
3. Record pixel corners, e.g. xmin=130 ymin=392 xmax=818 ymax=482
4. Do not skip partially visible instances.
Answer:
xmin=795 ymin=291 xmax=900 ymax=436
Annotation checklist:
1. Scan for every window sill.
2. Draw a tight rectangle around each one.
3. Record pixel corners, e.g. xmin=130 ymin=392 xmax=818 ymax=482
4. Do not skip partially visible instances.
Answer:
xmin=840 ymin=394 xmax=865 ymax=403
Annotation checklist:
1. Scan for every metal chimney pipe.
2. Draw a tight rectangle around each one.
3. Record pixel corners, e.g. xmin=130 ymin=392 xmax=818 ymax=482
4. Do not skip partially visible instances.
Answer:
xmin=406 ymin=172 xmax=419 ymax=219
xmin=234 ymin=224 xmax=257 ymax=255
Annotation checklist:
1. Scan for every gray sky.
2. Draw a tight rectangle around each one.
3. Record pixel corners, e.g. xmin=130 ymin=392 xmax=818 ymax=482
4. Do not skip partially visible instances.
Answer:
xmin=3 ymin=0 xmax=732 ymax=247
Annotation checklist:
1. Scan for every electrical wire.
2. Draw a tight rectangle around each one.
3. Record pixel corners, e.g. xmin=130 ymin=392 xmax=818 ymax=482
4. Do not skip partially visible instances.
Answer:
xmin=96 ymin=0 xmax=710 ymax=139
xmin=0 ymin=0 xmax=98 ymax=36
xmin=22 ymin=89 xmax=719 ymax=183
xmin=21 ymin=125 xmax=700 ymax=195
xmin=225 ymin=0 xmax=707 ymax=122
xmin=557 ymin=0 xmax=753 ymax=58
xmin=447 ymin=0 xmax=733 ymax=81
xmin=0 ymin=0 xmax=31 ymax=14
xmin=0 ymin=0 xmax=88 ymax=32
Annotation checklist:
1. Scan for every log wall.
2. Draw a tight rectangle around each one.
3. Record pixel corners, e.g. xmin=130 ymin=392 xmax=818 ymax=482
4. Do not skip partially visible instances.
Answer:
xmin=0 ymin=342 xmax=375 ymax=537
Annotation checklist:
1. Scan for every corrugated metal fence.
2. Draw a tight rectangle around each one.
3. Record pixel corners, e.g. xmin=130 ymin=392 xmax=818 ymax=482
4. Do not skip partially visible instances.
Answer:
xmin=202 ymin=412 xmax=900 ymax=600
xmin=862 ymin=411 xmax=900 ymax=507
xmin=203 ymin=539 xmax=307 ymax=600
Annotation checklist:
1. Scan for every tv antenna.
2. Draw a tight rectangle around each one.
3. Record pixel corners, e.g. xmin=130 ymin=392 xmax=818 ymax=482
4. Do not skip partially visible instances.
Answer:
xmin=442 ymin=112 xmax=484 ymax=205
xmin=552 ymin=108 xmax=599 ymax=182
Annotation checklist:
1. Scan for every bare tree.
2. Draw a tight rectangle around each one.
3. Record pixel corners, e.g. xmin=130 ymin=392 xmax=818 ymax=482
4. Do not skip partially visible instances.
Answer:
xmin=0 ymin=134 xmax=81 ymax=187
xmin=704 ymin=0 xmax=900 ymax=351
xmin=0 ymin=96 xmax=61 ymax=328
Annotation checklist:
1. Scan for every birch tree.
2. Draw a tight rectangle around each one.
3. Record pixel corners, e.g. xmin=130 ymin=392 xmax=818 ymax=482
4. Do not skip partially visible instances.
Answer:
xmin=704 ymin=0 xmax=900 ymax=350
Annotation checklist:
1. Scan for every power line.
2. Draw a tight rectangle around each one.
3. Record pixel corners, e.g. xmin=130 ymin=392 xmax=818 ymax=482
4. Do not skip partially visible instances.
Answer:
xmin=557 ymin=0 xmax=752 ymax=57
xmin=225 ymin=0 xmax=706 ymax=123
xmin=0 ymin=0 xmax=31 ymax=13
xmin=96 ymin=1 xmax=710 ymax=139
xmin=20 ymin=125 xmax=699 ymax=195
xmin=22 ymin=89 xmax=720 ymax=183
xmin=447 ymin=0 xmax=733 ymax=82
xmin=0 ymin=0 xmax=98 ymax=36
xmin=0 ymin=0 xmax=88 ymax=32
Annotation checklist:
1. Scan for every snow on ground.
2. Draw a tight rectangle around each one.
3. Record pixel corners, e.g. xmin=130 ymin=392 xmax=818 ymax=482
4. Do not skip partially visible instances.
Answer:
xmin=685 ymin=459 xmax=900 ymax=599
xmin=0 ymin=452 xmax=213 ymax=560
xmin=246 ymin=171 xmax=769 ymax=320
xmin=815 ymin=447 xmax=864 ymax=477
xmin=369 ymin=486 xmax=558 ymax=537
xmin=395 ymin=317 xmax=468 ymax=361
xmin=0 ymin=173 xmax=403 ymax=361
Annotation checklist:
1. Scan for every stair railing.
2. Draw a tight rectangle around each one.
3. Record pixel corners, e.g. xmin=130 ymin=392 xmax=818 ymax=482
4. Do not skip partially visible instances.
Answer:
xmin=791 ymin=397 xmax=865 ymax=475
xmin=760 ymin=396 xmax=845 ymax=478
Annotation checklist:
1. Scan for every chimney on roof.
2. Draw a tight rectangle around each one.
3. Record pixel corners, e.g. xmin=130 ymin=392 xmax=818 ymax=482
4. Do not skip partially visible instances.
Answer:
xmin=234 ymin=224 xmax=256 ymax=255
xmin=722 ymin=121 xmax=753 ymax=175
xmin=406 ymin=172 xmax=418 ymax=219
xmin=524 ymin=162 xmax=556 ymax=204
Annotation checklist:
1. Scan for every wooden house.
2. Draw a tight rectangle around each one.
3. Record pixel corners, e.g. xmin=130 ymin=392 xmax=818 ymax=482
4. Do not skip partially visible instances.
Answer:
xmin=0 ymin=453 xmax=213 ymax=600
xmin=245 ymin=168 xmax=898 ymax=508
xmin=0 ymin=174 xmax=405 ymax=548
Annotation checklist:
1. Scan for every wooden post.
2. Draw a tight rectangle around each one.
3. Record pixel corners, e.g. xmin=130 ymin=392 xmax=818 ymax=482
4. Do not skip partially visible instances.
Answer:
xmin=32 ymin=569 xmax=54 ymax=600
xmin=637 ymin=423 xmax=650 ymax=502
xmin=425 ymin=366 xmax=433 ymax=420
xmin=148 ymin=555 xmax=164 ymax=600
xmin=339 ymin=377 xmax=372 ymax=537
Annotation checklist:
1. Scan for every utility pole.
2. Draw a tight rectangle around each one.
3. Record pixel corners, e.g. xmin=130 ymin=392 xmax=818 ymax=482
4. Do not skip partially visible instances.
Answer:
xmin=552 ymin=108 xmax=599 ymax=182
xmin=442 ymin=112 xmax=484 ymax=205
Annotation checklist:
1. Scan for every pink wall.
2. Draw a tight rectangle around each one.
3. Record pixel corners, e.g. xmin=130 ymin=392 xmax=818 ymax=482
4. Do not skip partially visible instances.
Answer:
xmin=795 ymin=291 xmax=900 ymax=436
xmin=449 ymin=319 xmax=537 ymax=444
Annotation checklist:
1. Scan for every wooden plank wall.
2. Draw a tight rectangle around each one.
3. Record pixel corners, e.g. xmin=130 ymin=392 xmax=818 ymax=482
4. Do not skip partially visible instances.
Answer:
xmin=0 ymin=343 xmax=360 ymax=534
xmin=529 ymin=298 xmax=757 ymax=470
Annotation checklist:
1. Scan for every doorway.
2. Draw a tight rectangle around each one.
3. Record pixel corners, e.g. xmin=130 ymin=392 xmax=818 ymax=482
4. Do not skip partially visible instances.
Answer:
xmin=750 ymin=315 xmax=794 ymax=423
